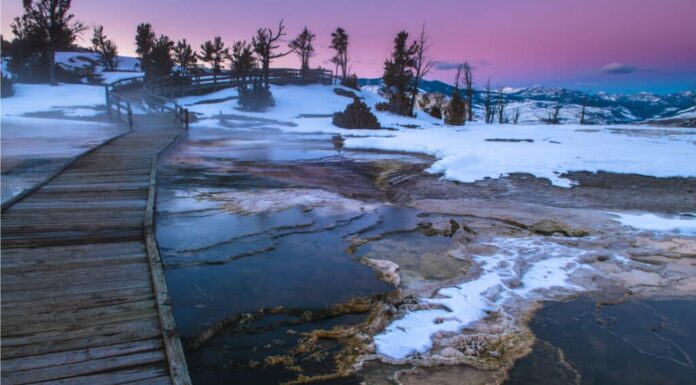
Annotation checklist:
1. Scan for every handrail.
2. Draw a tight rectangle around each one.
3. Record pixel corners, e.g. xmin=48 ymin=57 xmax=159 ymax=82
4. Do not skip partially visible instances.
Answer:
xmin=142 ymin=67 xmax=333 ymax=130
xmin=105 ymin=76 xmax=144 ymax=131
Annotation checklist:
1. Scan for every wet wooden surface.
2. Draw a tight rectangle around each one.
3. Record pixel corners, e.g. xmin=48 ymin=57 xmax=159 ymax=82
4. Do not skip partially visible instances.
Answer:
xmin=1 ymin=114 xmax=189 ymax=385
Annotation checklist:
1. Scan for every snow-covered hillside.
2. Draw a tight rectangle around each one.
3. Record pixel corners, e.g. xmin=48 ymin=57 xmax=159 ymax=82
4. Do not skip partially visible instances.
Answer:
xmin=362 ymin=78 xmax=696 ymax=125
xmin=55 ymin=51 xmax=143 ymax=84
xmin=180 ymin=83 xmax=696 ymax=188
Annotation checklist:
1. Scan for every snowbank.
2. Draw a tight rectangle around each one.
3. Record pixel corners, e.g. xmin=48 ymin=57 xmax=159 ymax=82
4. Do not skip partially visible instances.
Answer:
xmin=610 ymin=212 xmax=696 ymax=235
xmin=180 ymin=83 xmax=696 ymax=187
xmin=1 ymin=83 xmax=106 ymax=117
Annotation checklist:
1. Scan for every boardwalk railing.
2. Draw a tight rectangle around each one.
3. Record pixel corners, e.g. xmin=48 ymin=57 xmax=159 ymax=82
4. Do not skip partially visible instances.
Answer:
xmin=105 ymin=76 xmax=143 ymax=131
xmin=142 ymin=68 xmax=333 ymax=129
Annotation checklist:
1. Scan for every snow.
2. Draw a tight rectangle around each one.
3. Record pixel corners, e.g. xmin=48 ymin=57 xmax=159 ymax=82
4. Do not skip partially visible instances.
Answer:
xmin=609 ymin=212 xmax=696 ymax=235
xmin=179 ymin=83 xmax=696 ymax=187
xmin=346 ymin=123 xmax=696 ymax=187
xmin=1 ymin=83 xmax=106 ymax=117
xmin=375 ymin=237 xmax=590 ymax=359
xmin=55 ymin=52 xmax=140 ymax=72
xmin=99 ymin=71 xmax=144 ymax=84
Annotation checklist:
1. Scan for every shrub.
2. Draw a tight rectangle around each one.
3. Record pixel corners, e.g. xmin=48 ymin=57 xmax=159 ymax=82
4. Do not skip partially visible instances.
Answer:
xmin=332 ymin=98 xmax=381 ymax=129
xmin=375 ymin=101 xmax=390 ymax=112
xmin=340 ymin=74 xmax=359 ymax=90
xmin=239 ymin=79 xmax=274 ymax=111
xmin=444 ymin=91 xmax=466 ymax=125
xmin=428 ymin=106 xmax=442 ymax=119
xmin=334 ymin=87 xmax=358 ymax=99
xmin=1 ymin=74 xmax=14 ymax=98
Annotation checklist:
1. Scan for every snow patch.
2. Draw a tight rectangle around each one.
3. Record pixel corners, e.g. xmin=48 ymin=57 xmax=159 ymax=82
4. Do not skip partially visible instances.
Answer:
xmin=374 ymin=237 xmax=591 ymax=359
xmin=609 ymin=212 xmax=696 ymax=235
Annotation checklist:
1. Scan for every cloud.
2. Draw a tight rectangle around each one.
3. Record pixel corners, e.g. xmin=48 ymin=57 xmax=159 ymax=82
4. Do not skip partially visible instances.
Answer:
xmin=434 ymin=60 xmax=491 ymax=71
xmin=598 ymin=62 xmax=638 ymax=75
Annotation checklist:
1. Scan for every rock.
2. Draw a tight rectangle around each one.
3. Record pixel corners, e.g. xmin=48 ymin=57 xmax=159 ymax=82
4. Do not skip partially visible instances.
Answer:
xmin=528 ymin=220 xmax=589 ymax=237
xmin=439 ymin=347 xmax=465 ymax=359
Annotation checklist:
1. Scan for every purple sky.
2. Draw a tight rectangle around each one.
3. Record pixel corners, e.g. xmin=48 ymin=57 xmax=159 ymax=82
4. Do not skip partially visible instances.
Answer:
xmin=2 ymin=0 xmax=695 ymax=93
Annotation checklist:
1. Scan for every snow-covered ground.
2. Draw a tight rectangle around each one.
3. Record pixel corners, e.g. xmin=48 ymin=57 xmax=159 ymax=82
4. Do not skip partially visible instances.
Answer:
xmin=1 ymin=82 xmax=122 ymax=203
xmin=375 ymin=237 xmax=593 ymax=359
xmin=2 ymin=83 xmax=107 ymax=118
xmin=182 ymin=84 xmax=696 ymax=188
xmin=610 ymin=212 xmax=696 ymax=235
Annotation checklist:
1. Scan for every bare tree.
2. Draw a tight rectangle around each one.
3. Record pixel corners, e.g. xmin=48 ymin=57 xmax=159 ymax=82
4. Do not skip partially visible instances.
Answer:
xmin=495 ymin=87 xmax=507 ymax=123
xmin=484 ymin=79 xmax=494 ymax=124
xmin=543 ymin=104 xmax=562 ymax=125
xmin=409 ymin=24 xmax=435 ymax=116
xmin=253 ymin=19 xmax=291 ymax=88
xmin=512 ymin=107 xmax=521 ymax=124
xmin=462 ymin=62 xmax=474 ymax=121
xmin=288 ymin=26 xmax=316 ymax=76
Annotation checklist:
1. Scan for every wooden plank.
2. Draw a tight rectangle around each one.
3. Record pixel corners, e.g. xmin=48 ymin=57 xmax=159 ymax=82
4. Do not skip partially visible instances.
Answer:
xmin=1 ymin=88 xmax=190 ymax=384
xmin=1 ymin=340 xmax=163 ymax=373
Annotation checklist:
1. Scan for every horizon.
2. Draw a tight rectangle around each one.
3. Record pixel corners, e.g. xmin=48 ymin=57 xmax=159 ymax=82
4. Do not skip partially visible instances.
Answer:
xmin=2 ymin=0 xmax=696 ymax=94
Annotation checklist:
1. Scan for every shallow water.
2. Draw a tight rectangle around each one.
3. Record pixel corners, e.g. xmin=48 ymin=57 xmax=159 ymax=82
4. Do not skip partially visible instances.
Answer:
xmin=506 ymin=297 xmax=696 ymax=385
xmin=157 ymin=125 xmax=425 ymax=383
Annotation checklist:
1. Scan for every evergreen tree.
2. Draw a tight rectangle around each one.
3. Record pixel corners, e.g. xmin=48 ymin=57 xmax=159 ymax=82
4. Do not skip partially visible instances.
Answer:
xmin=135 ymin=23 xmax=155 ymax=59
xmin=199 ymin=37 xmax=228 ymax=75
xmin=91 ymin=25 xmax=118 ymax=71
xmin=382 ymin=31 xmax=416 ymax=116
xmin=144 ymin=35 xmax=174 ymax=78
xmin=288 ymin=27 xmax=315 ymax=76
xmin=173 ymin=39 xmax=197 ymax=76
xmin=19 ymin=0 xmax=85 ymax=85
xmin=229 ymin=40 xmax=256 ymax=80
xmin=444 ymin=65 xmax=466 ymax=125
xmin=330 ymin=27 xmax=349 ymax=81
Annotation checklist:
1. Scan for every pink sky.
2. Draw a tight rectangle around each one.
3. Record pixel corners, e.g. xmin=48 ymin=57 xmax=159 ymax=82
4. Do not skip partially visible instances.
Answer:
xmin=2 ymin=0 xmax=695 ymax=93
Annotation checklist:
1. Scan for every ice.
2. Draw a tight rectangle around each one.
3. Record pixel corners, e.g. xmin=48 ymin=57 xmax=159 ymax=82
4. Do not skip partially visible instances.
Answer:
xmin=609 ymin=212 xmax=696 ymax=235
xmin=374 ymin=237 xmax=591 ymax=360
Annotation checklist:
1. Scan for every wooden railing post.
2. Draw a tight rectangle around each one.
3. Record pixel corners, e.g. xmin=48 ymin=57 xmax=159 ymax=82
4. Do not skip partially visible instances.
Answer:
xmin=105 ymin=86 xmax=111 ymax=117
xmin=128 ymin=103 xmax=134 ymax=131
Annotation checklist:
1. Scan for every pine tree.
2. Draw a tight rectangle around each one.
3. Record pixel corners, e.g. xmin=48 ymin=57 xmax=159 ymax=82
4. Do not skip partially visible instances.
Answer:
xmin=288 ymin=27 xmax=315 ymax=76
xmin=330 ymin=27 xmax=349 ymax=81
xmin=20 ymin=0 xmax=85 ymax=85
xmin=135 ymin=23 xmax=155 ymax=60
xmin=173 ymin=39 xmax=197 ymax=76
xmin=383 ymin=31 xmax=416 ymax=116
xmin=91 ymin=25 xmax=118 ymax=71
xmin=199 ymin=37 xmax=228 ymax=75
xmin=444 ymin=65 xmax=466 ymax=125
xmin=230 ymin=40 xmax=256 ymax=80
xmin=146 ymin=35 xmax=174 ymax=78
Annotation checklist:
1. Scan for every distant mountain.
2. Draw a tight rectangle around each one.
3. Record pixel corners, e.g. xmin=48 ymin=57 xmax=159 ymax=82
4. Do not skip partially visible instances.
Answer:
xmin=360 ymin=78 xmax=696 ymax=125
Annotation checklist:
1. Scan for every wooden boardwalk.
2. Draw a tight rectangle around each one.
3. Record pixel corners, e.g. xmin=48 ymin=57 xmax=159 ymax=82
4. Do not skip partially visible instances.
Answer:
xmin=1 ymin=113 xmax=189 ymax=384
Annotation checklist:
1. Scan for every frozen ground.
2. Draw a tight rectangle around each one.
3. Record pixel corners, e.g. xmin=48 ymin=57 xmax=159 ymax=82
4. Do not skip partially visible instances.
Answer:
xmin=1 ymin=82 xmax=123 ymax=204
xmin=610 ymin=212 xmax=696 ymax=235
xmin=2 ymin=83 xmax=108 ymax=118
xmin=181 ymin=84 xmax=696 ymax=188
xmin=374 ymin=237 xmax=593 ymax=359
